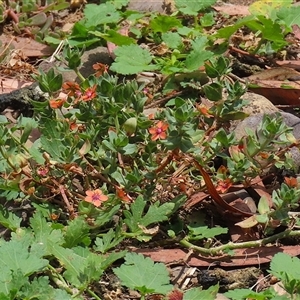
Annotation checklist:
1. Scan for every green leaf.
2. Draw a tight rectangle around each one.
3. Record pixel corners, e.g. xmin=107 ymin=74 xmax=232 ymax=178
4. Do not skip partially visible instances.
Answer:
xmin=215 ymin=15 xmax=255 ymax=39
xmin=123 ymin=195 xmax=146 ymax=232
xmin=225 ymin=288 xmax=275 ymax=300
xmin=203 ymin=82 xmax=223 ymax=101
xmin=205 ymin=62 xmax=219 ymax=78
xmin=215 ymin=128 xmax=230 ymax=147
xmin=270 ymin=252 xmax=300 ymax=281
xmin=48 ymin=243 xmax=85 ymax=287
xmin=220 ymin=111 xmax=249 ymax=121
xmin=90 ymin=29 xmax=136 ymax=46
xmin=183 ymin=284 xmax=219 ymax=300
xmin=18 ymin=276 xmax=72 ymax=300
xmin=48 ymin=243 xmax=105 ymax=288
xmin=255 ymin=214 xmax=269 ymax=224
xmin=63 ymin=216 xmax=91 ymax=248
xmin=0 ymin=232 xmax=48 ymax=276
xmin=18 ymin=117 xmax=38 ymax=144
xmin=123 ymin=143 xmax=138 ymax=155
xmin=162 ymin=32 xmax=182 ymax=49
xmin=187 ymin=225 xmax=227 ymax=240
xmin=246 ymin=16 xmax=287 ymax=46
xmin=200 ymin=12 xmax=215 ymax=27
xmin=141 ymin=202 xmax=174 ymax=227
xmin=83 ymin=3 xmax=121 ymax=28
xmin=175 ymin=107 xmax=189 ymax=122
xmin=185 ymin=37 xmax=213 ymax=70
xmin=257 ymin=196 xmax=270 ymax=215
xmin=30 ymin=211 xmax=64 ymax=256
xmin=113 ymin=253 xmax=173 ymax=295
xmin=43 ymin=1 xmax=70 ymax=12
xmin=94 ymin=205 xmax=121 ymax=227
xmin=41 ymin=68 xmax=62 ymax=92
xmin=150 ymin=15 xmax=182 ymax=33
xmin=0 ymin=269 xmax=27 ymax=297
xmin=124 ymin=196 xmax=174 ymax=236
xmin=94 ymin=228 xmax=125 ymax=254
xmin=175 ymin=0 xmax=217 ymax=15
xmin=277 ymin=6 xmax=300 ymax=29
xmin=109 ymin=0 xmax=130 ymax=9
xmin=40 ymin=120 xmax=72 ymax=163
xmin=244 ymin=135 xmax=259 ymax=157
xmin=0 ymin=204 xmax=21 ymax=231
xmin=110 ymin=44 xmax=157 ymax=75
xmin=249 ymin=0 xmax=292 ymax=19
xmin=100 ymin=250 xmax=127 ymax=271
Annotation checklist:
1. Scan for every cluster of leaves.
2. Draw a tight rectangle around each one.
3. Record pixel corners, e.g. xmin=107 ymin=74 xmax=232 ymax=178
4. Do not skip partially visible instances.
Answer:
xmin=46 ymin=0 xmax=300 ymax=75
xmin=0 ymin=204 xmax=221 ymax=299
xmin=0 ymin=45 xmax=297 ymax=297
xmin=1 ymin=0 xmax=300 ymax=298
xmin=0 ymin=210 xmax=125 ymax=299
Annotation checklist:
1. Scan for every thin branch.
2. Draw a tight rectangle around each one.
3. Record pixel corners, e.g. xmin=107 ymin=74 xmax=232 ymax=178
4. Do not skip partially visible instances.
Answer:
xmin=179 ymin=229 xmax=300 ymax=256
xmin=145 ymin=91 xmax=183 ymax=109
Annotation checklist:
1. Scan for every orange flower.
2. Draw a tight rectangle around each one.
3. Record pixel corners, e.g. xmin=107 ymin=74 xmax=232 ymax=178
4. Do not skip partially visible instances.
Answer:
xmin=197 ymin=104 xmax=213 ymax=118
xmin=36 ymin=166 xmax=49 ymax=177
xmin=82 ymin=85 xmax=97 ymax=102
xmin=93 ymin=63 xmax=109 ymax=77
xmin=49 ymin=98 xmax=65 ymax=109
xmin=84 ymin=189 xmax=108 ymax=207
xmin=216 ymin=178 xmax=233 ymax=194
xmin=69 ymin=120 xmax=78 ymax=131
xmin=284 ymin=177 xmax=298 ymax=188
xmin=148 ymin=121 xmax=169 ymax=141
xmin=62 ymin=81 xmax=81 ymax=97
xmin=116 ymin=186 xmax=132 ymax=202
xmin=167 ymin=289 xmax=183 ymax=300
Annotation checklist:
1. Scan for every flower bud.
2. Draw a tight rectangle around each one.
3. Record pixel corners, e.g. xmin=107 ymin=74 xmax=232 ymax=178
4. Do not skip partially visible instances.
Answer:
xmin=123 ymin=117 xmax=137 ymax=135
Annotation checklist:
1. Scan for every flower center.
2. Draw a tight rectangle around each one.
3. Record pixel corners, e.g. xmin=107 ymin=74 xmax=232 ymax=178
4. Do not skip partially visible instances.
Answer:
xmin=156 ymin=128 xmax=163 ymax=134
xmin=91 ymin=193 xmax=101 ymax=202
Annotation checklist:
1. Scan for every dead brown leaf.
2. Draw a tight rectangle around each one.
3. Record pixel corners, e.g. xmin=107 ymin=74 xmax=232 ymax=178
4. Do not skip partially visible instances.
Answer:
xmin=248 ymin=68 xmax=300 ymax=105
xmin=0 ymin=35 xmax=53 ymax=57
xmin=0 ymin=78 xmax=33 ymax=94
xmin=184 ymin=191 xmax=209 ymax=210
xmin=133 ymin=245 xmax=300 ymax=267
xmin=275 ymin=60 xmax=300 ymax=71
xmin=292 ymin=24 xmax=300 ymax=40
xmin=193 ymin=160 xmax=254 ymax=217
xmin=213 ymin=5 xmax=250 ymax=16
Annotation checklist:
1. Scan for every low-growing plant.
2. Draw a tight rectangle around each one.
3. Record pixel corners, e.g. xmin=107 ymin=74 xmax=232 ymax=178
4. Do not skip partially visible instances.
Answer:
xmin=0 ymin=38 xmax=299 ymax=296
xmin=1 ymin=0 xmax=300 ymax=298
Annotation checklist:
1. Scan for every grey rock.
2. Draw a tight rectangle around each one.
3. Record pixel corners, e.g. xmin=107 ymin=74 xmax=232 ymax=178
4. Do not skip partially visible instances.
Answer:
xmin=127 ymin=0 xmax=174 ymax=13
xmin=40 ymin=46 xmax=113 ymax=82
xmin=78 ymin=46 xmax=113 ymax=79
xmin=241 ymin=92 xmax=278 ymax=115
xmin=230 ymin=92 xmax=279 ymax=130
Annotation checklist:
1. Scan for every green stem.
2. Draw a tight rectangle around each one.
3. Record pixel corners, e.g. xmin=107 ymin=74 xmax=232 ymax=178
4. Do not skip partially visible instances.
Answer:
xmin=74 ymin=67 xmax=86 ymax=82
xmin=48 ymin=264 xmax=74 ymax=294
xmin=179 ymin=229 xmax=300 ymax=256
xmin=249 ymin=135 xmax=276 ymax=158
xmin=194 ymin=15 xmax=198 ymax=28
xmin=86 ymin=288 xmax=102 ymax=300
xmin=0 ymin=146 xmax=18 ymax=172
